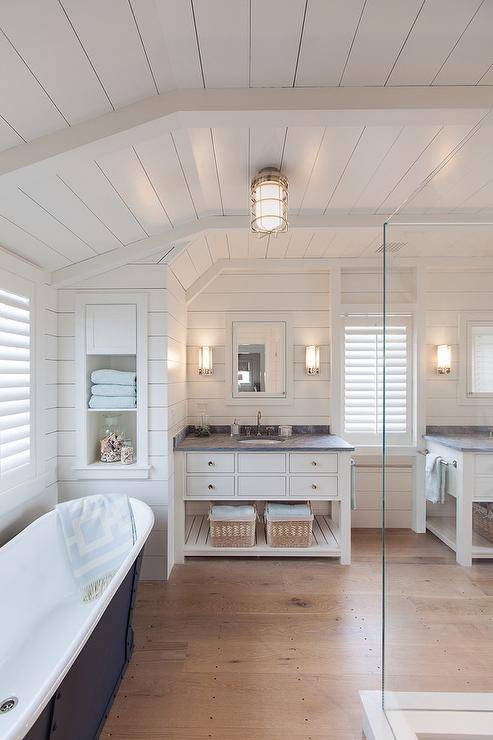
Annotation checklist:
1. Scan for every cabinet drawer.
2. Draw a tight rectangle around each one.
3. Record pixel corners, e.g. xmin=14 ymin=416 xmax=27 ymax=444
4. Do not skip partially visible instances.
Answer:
xmin=289 ymin=452 xmax=338 ymax=474
xmin=238 ymin=476 xmax=286 ymax=497
xmin=238 ymin=453 xmax=286 ymax=474
xmin=186 ymin=476 xmax=235 ymax=498
xmin=289 ymin=476 xmax=338 ymax=498
xmin=475 ymin=455 xmax=493 ymax=476
xmin=186 ymin=452 xmax=235 ymax=474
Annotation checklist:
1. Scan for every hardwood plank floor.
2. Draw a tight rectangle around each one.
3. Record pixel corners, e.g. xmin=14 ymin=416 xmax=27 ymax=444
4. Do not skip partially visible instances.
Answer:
xmin=101 ymin=530 xmax=493 ymax=740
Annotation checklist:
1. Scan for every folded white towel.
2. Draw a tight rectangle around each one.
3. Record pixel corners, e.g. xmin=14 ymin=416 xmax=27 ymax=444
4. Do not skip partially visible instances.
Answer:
xmin=92 ymin=384 xmax=136 ymax=397
xmin=91 ymin=369 xmax=136 ymax=386
xmin=89 ymin=396 xmax=136 ymax=409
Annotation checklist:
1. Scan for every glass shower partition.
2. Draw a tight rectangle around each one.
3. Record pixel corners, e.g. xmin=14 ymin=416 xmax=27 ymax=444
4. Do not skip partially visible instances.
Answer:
xmin=381 ymin=220 xmax=493 ymax=737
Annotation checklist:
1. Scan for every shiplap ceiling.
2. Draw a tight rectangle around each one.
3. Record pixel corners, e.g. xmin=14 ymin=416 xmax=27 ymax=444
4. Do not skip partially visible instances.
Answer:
xmin=0 ymin=0 xmax=493 ymax=280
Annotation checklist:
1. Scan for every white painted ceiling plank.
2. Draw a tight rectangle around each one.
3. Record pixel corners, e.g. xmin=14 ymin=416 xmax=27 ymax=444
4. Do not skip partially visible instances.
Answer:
xmin=61 ymin=0 xmax=156 ymax=107
xmin=0 ymin=189 xmax=96 ymax=262
xmin=352 ymin=125 xmax=441 ymax=211
xmin=285 ymin=230 xmax=312 ymax=258
xmin=0 ymin=117 xmax=23 ymax=153
xmin=128 ymin=0 xmax=175 ymax=92
xmin=266 ymin=232 xmax=290 ymax=259
xmin=434 ymin=1 xmax=493 ymax=85
xmin=0 ymin=29 xmax=66 ymax=141
xmin=0 ymin=213 xmax=70 ymax=270
xmin=325 ymin=227 xmax=379 ymax=257
xmin=155 ymin=0 xmax=203 ymax=88
xmin=387 ymin=0 xmax=483 ymax=85
xmin=21 ymin=175 xmax=122 ymax=254
xmin=171 ymin=128 xmax=222 ymax=217
xmin=341 ymin=0 xmax=424 ymax=86
xmin=296 ymin=0 xmax=365 ymax=86
xmin=297 ymin=126 xmax=364 ymax=213
xmin=57 ymin=161 xmax=146 ymax=245
xmin=281 ymin=126 xmax=326 ymax=212
xmin=135 ymin=131 xmax=197 ymax=225
xmin=226 ymin=230 xmax=249 ymax=259
xmin=251 ymin=0 xmax=306 ymax=87
xmin=0 ymin=0 xmax=111 ymax=125
xmin=212 ymin=128 xmax=249 ymax=214
xmin=193 ymin=0 xmax=249 ymax=87
xmin=187 ymin=233 xmax=213 ymax=275
xmin=171 ymin=248 xmax=199 ymax=289
xmin=249 ymin=127 xmax=285 ymax=179
xmin=248 ymin=232 xmax=267 ymax=259
xmin=206 ymin=230 xmax=229 ymax=262
xmin=97 ymin=147 xmax=171 ymax=236
xmin=327 ymin=125 xmax=402 ymax=211
xmin=304 ymin=231 xmax=336 ymax=258
xmin=378 ymin=124 xmax=476 ymax=213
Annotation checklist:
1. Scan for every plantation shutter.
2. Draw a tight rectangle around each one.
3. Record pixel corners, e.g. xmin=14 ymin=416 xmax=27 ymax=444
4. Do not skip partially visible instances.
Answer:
xmin=0 ymin=288 xmax=31 ymax=479
xmin=471 ymin=326 xmax=493 ymax=393
xmin=344 ymin=322 xmax=408 ymax=439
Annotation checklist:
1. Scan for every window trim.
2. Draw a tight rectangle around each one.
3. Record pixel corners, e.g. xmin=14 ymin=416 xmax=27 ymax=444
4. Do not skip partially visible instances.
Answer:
xmin=341 ymin=315 xmax=414 ymax=447
xmin=0 ymin=271 xmax=36 ymax=493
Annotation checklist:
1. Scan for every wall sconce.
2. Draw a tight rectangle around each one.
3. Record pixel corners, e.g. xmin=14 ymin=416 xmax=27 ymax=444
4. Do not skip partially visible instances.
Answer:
xmin=436 ymin=344 xmax=451 ymax=375
xmin=305 ymin=345 xmax=320 ymax=375
xmin=199 ymin=346 xmax=213 ymax=375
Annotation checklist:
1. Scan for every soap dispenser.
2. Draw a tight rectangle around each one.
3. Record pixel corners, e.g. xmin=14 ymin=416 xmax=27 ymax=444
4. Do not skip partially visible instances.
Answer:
xmin=231 ymin=418 xmax=240 ymax=437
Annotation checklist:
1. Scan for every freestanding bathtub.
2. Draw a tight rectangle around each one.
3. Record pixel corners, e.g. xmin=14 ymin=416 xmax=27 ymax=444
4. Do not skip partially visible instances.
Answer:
xmin=0 ymin=497 xmax=154 ymax=740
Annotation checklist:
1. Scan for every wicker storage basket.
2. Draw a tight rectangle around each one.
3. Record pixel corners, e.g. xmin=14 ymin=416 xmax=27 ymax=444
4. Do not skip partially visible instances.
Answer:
xmin=208 ymin=504 xmax=257 ymax=547
xmin=264 ymin=502 xmax=313 ymax=548
xmin=472 ymin=502 xmax=493 ymax=543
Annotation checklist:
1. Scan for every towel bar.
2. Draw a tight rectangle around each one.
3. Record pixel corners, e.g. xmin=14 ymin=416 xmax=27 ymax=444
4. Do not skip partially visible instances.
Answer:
xmin=418 ymin=449 xmax=458 ymax=468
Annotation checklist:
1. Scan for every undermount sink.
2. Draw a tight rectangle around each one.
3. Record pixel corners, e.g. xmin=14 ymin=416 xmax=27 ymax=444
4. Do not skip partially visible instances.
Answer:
xmin=238 ymin=436 xmax=284 ymax=444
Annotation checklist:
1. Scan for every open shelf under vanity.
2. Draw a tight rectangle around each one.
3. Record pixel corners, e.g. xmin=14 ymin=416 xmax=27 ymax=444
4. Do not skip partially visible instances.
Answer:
xmin=184 ymin=511 xmax=342 ymax=557
xmin=427 ymin=515 xmax=493 ymax=558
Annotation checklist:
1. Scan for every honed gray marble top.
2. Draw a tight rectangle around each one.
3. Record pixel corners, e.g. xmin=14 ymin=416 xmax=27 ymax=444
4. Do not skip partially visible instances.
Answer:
xmin=174 ymin=432 xmax=354 ymax=452
xmin=424 ymin=426 xmax=493 ymax=452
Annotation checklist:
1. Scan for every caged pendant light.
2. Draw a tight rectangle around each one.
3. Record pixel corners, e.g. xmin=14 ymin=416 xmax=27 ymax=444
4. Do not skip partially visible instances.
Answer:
xmin=250 ymin=167 xmax=288 ymax=235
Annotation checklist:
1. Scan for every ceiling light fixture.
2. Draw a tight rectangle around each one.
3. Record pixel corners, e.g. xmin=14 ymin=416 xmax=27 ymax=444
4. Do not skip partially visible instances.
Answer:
xmin=250 ymin=167 xmax=288 ymax=236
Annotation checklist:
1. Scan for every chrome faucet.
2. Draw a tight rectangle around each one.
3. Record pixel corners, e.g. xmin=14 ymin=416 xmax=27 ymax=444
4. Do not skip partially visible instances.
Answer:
xmin=256 ymin=410 xmax=262 ymax=436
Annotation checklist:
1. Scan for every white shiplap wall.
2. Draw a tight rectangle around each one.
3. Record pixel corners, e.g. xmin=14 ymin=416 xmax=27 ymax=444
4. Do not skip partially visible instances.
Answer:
xmin=55 ymin=263 xmax=187 ymax=579
xmin=0 ymin=255 xmax=58 ymax=544
xmin=187 ymin=270 xmax=330 ymax=426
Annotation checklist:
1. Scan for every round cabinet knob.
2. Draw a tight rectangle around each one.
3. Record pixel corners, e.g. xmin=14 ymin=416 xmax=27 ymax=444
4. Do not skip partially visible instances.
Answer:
xmin=311 ymin=484 xmax=318 ymax=490
xmin=208 ymin=460 xmax=214 ymax=466
xmin=208 ymin=484 xmax=215 ymax=490
xmin=312 ymin=461 xmax=317 ymax=466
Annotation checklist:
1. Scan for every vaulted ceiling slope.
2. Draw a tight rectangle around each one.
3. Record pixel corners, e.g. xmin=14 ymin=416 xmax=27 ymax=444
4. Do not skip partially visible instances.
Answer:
xmin=0 ymin=0 xmax=492 ymax=150
xmin=0 ymin=0 xmax=493 ymax=282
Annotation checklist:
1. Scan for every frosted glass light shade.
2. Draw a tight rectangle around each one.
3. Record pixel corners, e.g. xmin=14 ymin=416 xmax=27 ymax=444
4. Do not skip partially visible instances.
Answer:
xmin=251 ymin=168 xmax=288 ymax=235
xmin=199 ymin=346 xmax=213 ymax=375
xmin=437 ymin=344 xmax=451 ymax=375
xmin=305 ymin=345 xmax=320 ymax=375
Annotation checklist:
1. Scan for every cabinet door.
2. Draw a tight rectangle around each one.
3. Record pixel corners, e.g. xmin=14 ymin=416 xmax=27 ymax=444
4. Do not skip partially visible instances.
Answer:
xmin=86 ymin=304 xmax=137 ymax=354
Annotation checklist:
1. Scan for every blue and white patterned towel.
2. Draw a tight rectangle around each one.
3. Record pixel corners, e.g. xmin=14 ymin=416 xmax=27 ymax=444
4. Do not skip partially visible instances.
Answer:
xmin=56 ymin=495 xmax=136 ymax=602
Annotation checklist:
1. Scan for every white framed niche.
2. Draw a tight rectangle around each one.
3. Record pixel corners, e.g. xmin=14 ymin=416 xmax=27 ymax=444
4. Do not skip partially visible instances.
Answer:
xmin=224 ymin=312 xmax=294 ymax=406
xmin=74 ymin=292 xmax=149 ymax=479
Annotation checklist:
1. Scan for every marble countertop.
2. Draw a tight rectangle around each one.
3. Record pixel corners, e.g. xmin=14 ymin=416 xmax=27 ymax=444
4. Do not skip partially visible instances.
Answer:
xmin=424 ymin=428 xmax=493 ymax=452
xmin=174 ymin=432 xmax=355 ymax=452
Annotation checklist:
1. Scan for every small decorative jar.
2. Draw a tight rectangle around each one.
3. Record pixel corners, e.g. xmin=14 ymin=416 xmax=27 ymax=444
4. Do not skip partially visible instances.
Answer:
xmin=121 ymin=443 xmax=134 ymax=465
xmin=99 ymin=415 xmax=123 ymax=463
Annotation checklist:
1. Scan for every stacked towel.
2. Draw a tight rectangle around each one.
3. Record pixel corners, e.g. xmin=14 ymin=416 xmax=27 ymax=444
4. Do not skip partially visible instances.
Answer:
xmin=89 ymin=369 xmax=136 ymax=409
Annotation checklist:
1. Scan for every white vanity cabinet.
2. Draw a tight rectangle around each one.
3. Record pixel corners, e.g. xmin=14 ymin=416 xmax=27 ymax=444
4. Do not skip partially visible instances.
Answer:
xmin=425 ymin=437 xmax=493 ymax=566
xmin=174 ymin=447 xmax=353 ymax=564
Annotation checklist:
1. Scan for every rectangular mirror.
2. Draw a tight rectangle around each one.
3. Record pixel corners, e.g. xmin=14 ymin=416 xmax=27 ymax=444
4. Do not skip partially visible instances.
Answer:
xmin=232 ymin=321 xmax=286 ymax=397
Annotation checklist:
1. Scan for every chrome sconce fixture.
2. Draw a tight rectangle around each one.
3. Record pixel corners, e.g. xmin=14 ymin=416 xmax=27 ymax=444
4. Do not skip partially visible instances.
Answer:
xmin=305 ymin=345 xmax=320 ymax=375
xmin=199 ymin=346 xmax=213 ymax=375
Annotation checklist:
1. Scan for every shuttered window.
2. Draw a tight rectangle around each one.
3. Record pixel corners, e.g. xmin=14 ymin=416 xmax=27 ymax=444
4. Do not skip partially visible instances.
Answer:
xmin=343 ymin=318 xmax=411 ymax=444
xmin=0 ymin=287 xmax=32 ymax=485
xmin=470 ymin=325 xmax=493 ymax=394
